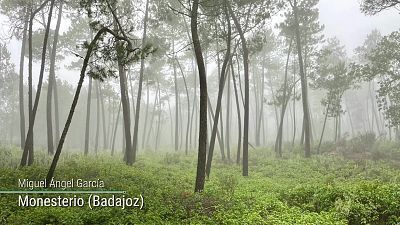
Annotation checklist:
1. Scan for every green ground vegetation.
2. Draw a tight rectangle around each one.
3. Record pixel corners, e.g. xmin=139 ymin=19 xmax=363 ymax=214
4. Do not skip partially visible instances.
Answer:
xmin=0 ymin=139 xmax=400 ymax=224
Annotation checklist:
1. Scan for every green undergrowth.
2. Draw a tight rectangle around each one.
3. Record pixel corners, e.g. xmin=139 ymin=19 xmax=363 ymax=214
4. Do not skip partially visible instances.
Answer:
xmin=0 ymin=146 xmax=399 ymax=224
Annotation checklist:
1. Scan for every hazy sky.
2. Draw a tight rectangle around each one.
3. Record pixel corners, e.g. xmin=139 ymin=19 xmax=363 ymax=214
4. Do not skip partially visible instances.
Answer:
xmin=1 ymin=1 xmax=399 ymax=85
xmin=318 ymin=0 xmax=400 ymax=55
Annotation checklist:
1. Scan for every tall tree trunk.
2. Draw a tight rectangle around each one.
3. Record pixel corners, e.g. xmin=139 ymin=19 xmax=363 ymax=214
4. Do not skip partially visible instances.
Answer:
xmin=176 ymin=58 xmax=191 ymax=154
xmin=132 ymin=0 xmax=150 ymax=158
xmin=255 ymin=61 xmax=264 ymax=146
xmin=21 ymin=0 xmax=56 ymax=167
xmin=205 ymin=4 xmax=231 ymax=177
xmin=317 ymin=105 xmax=329 ymax=154
xmin=172 ymin=53 xmax=179 ymax=152
xmin=155 ymin=80 xmax=161 ymax=151
xmin=229 ymin=3 xmax=249 ymax=176
xmin=46 ymin=0 xmax=63 ymax=155
xmin=98 ymin=85 xmax=107 ymax=150
xmin=112 ymin=102 xmax=122 ymax=156
xmin=53 ymin=78 xmax=60 ymax=145
xmin=46 ymin=27 xmax=110 ymax=182
xmin=226 ymin=67 xmax=231 ymax=160
xmin=118 ymin=64 xmax=133 ymax=164
xmin=145 ymin=85 xmax=158 ymax=148
xmin=292 ymin=59 xmax=297 ymax=146
xmin=142 ymin=78 xmax=150 ymax=149
xmin=84 ymin=77 xmax=92 ymax=156
xmin=189 ymin=58 xmax=197 ymax=150
xmin=275 ymin=39 xmax=293 ymax=157
xmin=192 ymin=0 xmax=208 ymax=192
xmin=94 ymin=81 xmax=100 ymax=154
xmin=207 ymin=97 xmax=225 ymax=158
xmin=19 ymin=9 xmax=28 ymax=150
xmin=292 ymin=0 xmax=311 ymax=158
xmin=231 ymin=62 xmax=242 ymax=165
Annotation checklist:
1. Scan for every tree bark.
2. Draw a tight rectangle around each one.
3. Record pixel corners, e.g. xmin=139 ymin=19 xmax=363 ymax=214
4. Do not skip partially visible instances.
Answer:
xmin=46 ymin=0 xmax=63 ymax=155
xmin=191 ymin=0 xmax=208 ymax=192
xmin=176 ymin=58 xmax=191 ymax=154
xmin=275 ymin=38 xmax=293 ymax=157
xmin=21 ymin=0 xmax=55 ymax=167
xmin=231 ymin=62 xmax=242 ymax=165
xmin=84 ymin=77 xmax=92 ymax=156
xmin=292 ymin=0 xmax=311 ymax=158
xmin=229 ymin=2 xmax=249 ymax=176
xmin=132 ymin=0 xmax=150 ymax=158
xmin=205 ymin=3 xmax=231 ymax=177
xmin=46 ymin=27 xmax=113 ymax=182
xmin=142 ymin=78 xmax=150 ymax=149
xmin=112 ymin=102 xmax=122 ymax=156
xmin=19 ymin=8 xmax=28 ymax=150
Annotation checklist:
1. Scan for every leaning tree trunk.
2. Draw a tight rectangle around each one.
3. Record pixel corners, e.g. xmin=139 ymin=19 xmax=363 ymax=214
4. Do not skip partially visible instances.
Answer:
xmin=275 ymin=38 xmax=293 ymax=157
xmin=21 ymin=0 xmax=56 ymax=167
xmin=19 ymin=9 xmax=28 ymax=150
xmin=132 ymin=0 xmax=150 ymax=158
xmin=229 ymin=2 xmax=249 ymax=176
xmin=46 ymin=27 xmax=123 ymax=182
xmin=205 ymin=3 xmax=231 ymax=177
xmin=46 ymin=0 xmax=63 ymax=155
xmin=191 ymin=0 xmax=208 ymax=193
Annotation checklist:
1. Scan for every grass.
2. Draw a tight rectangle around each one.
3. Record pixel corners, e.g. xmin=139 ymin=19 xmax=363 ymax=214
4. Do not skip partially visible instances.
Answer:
xmin=0 ymin=145 xmax=399 ymax=224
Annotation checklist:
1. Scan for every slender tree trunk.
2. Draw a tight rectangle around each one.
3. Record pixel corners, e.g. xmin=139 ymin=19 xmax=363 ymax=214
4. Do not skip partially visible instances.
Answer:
xmin=205 ymin=5 xmax=231 ymax=177
xmin=275 ymin=39 xmax=293 ymax=157
xmin=26 ymin=6 xmax=34 ymax=165
xmin=142 ymin=78 xmax=150 ymax=149
xmin=176 ymin=58 xmax=191 ymax=154
xmin=118 ymin=64 xmax=132 ymax=164
xmin=128 ymin=71 xmax=136 ymax=127
xmin=46 ymin=27 xmax=110 ymax=182
xmin=84 ymin=76 xmax=92 ymax=155
xmin=94 ymin=81 xmax=100 ymax=154
xmin=293 ymin=0 xmax=311 ymax=158
xmin=229 ymin=3 xmax=249 ymax=176
xmin=292 ymin=59 xmax=297 ymax=146
xmin=145 ymin=85 xmax=158 ymax=148
xmin=19 ymin=9 xmax=28 ymax=150
xmin=98 ymin=84 xmax=107 ymax=149
xmin=155 ymin=80 xmax=161 ymax=151
xmin=231 ymin=62 xmax=242 ymax=165
xmin=108 ymin=99 xmax=115 ymax=149
xmin=53 ymin=78 xmax=60 ymax=145
xmin=167 ymin=96 xmax=173 ymax=146
xmin=192 ymin=0 xmax=208 ymax=192
xmin=317 ymin=105 xmax=329 ymax=154
xmin=132 ymin=0 xmax=150 ymax=158
xmin=21 ymin=0 xmax=56 ymax=166
xmin=190 ymin=58 xmax=197 ymax=150
xmin=46 ymin=0 xmax=63 ymax=155
xmin=255 ymin=61 xmax=264 ymax=146
xmin=226 ymin=67 xmax=231 ymax=160
xmin=207 ymin=97 xmax=225 ymax=158
xmin=112 ymin=102 xmax=122 ymax=156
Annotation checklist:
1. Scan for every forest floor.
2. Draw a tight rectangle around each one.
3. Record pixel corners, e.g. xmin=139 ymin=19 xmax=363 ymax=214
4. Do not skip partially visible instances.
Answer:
xmin=0 ymin=145 xmax=400 ymax=225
